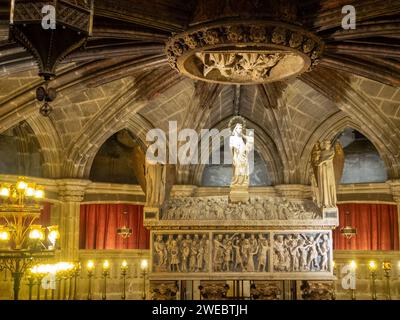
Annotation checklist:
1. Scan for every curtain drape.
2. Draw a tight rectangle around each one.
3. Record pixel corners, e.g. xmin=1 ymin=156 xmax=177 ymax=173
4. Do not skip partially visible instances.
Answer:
xmin=38 ymin=202 xmax=52 ymax=225
xmin=333 ymin=203 xmax=399 ymax=250
xmin=79 ymin=204 xmax=149 ymax=249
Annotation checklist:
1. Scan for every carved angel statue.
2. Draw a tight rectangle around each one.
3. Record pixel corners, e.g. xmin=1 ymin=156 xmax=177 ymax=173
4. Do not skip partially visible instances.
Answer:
xmin=310 ymin=140 xmax=344 ymax=208
xmin=229 ymin=116 xmax=254 ymax=186
xmin=145 ymin=161 xmax=166 ymax=206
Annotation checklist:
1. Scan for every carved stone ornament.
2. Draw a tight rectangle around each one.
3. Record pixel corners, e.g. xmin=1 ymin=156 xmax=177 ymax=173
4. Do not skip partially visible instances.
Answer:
xmin=199 ymin=281 xmax=230 ymax=300
xmin=151 ymin=231 xmax=333 ymax=276
xmin=250 ymin=281 xmax=282 ymax=300
xmin=162 ymin=196 xmax=322 ymax=221
xmin=300 ymin=281 xmax=334 ymax=300
xmin=150 ymin=281 xmax=179 ymax=300
xmin=165 ymin=21 xmax=324 ymax=84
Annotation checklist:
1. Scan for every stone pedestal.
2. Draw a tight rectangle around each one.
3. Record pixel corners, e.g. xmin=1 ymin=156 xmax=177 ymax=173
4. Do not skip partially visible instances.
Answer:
xmin=229 ymin=185 xmax=249 ymax=203
xmin=144 ymin=206 xmax=160 ymax=221
xmin=57 ymin=179 xmax=90 ymax=261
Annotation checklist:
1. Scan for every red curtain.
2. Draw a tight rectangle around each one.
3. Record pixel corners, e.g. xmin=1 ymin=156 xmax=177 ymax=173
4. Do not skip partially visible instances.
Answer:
xmin=333 ymin=203 xmax=399 ymax=250
xmin=79 ymin=204 xmax=149 ymax=249
xmin=38 ymin=202 xmax=52 ymax=225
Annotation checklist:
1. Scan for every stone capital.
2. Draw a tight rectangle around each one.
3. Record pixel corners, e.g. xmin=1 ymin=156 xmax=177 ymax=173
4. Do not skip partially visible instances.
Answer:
xmin=387 ymin=179 xmax=400 ymax=203
xmin=56 ymin=179 xmax=91 ymax=202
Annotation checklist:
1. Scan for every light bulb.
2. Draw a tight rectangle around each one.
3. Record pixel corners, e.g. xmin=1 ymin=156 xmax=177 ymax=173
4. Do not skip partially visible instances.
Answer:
xmin=34 ymin=189 xmax=44 ymax=199
xmin=140 ymin=259 xmax=148 ymax=271
xmin=87 ymin=260 xmax=94 ymax=270
xmin=368 ymin=260 xmax=377 ymax=271
xmin=0 ymin=230 xmax=10 ymax=241
xmin=0 ymin=187 xmax=10 ymax=197
xmin=103 ymin=260 xmax=110 ymax=270
xmin=47 ymin=226 xmax=60 ymax=245
xmin=121 ymin=260 xmax=128 ymax=270
xmin=16 ymin=180 xmax=27 ymax=190
xmin=350 ymin=260 xmax=357 ymax=270
xmin=25 ymin=186 xmax=35 ymax=197
xmin=29 ymin=226 xmax=44 ymax=240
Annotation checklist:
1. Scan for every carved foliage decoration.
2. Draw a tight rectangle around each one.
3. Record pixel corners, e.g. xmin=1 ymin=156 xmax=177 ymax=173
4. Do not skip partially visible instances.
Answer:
xmin=197 ymin=52 xmax=285 ymax=82
xmin=165 ymin=22 xmax=324 ymax=84
xmin=300 ymin=281 xmax=334 ymax=300
xmin=250 ymin=281 xmax=282 ymax=300
xmin=150 ymin=281 xmax=179 ymax=300
xmin=199 ymin=281 xmax=230 ymax=300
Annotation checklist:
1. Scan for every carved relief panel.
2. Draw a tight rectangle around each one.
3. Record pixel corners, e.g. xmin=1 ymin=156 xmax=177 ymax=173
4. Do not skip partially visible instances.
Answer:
xmin=162 ymin=196 xmax=322 ymax=221
xmin=212 ymin=232 xmax=270 ymax=272
xmin=272 ymin=232 xmax=332 ymax=273
xmin=152 ymin=232 xmax=210 ymax=273
xmin=151 ymin=230 xmax=333 ymax=279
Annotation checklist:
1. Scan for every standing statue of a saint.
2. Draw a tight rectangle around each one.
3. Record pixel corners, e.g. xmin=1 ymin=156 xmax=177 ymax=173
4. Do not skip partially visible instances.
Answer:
xmin=315 ymin=141 xmax=336 ymax=208
xmin=229 ymin=116 xmax=254 ymax=187
xmin=145 ymin=161 xmax=166 ymax=206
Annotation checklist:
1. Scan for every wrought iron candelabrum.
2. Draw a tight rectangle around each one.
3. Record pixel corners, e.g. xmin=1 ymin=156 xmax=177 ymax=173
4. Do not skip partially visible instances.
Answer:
xmin=140 ymin=259 xmax=148 ymax=300
xmin=332 ymin=261 xmax=337 ymax=300
xmin=73 ymin=263 xmax=81 ymax=300
xmin=102 ymin=260 xmax=110 ymax=300
xmin=0 ymin=177 xmax=60 ymax=300
xmin=349 ymin=260 xmax=357 ymax=300
xmin=368 ymin=261 xmax=378 ymax=300
xmin=121 ymin=260 xmax=128 ymax=300
xmin=86 ymin=260 xmax=94 ymax=300
xmin=382 ymin=262 xmax=392 ymax=300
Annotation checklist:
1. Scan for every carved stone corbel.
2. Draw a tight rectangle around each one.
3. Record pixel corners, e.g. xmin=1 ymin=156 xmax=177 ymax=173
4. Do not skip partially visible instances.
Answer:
xmin=300 ymin=280 xmax=334 ymax=300
xmin=150 ymin=281 xmax=179 ymax=300
xmin=250 ymin=281 xmax=281 ymax=300
xmin=199 ymin=281 xmax=230 ymax=300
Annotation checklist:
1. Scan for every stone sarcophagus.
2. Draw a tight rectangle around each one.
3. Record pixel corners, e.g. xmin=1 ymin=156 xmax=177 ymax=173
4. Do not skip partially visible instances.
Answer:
xmin=145 ymin=185 xmax=338 ymax=284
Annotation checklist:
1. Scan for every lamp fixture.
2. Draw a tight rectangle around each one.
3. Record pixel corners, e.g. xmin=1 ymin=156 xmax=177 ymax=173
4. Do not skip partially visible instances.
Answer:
xmin=340 ymin=210 xmax=357 ymax=240
xmin=117 ymin=209 xmax=132 ymax=239
xmin=0 ymin=177 xmax=59 ymax=300
xmin=9 ymin=0 xmax=94 ymax=116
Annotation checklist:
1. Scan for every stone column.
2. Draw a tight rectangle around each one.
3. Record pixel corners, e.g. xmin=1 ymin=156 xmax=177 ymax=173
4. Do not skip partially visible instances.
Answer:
xmin=388 ymin=180 xmax=400 ymax=243
xmin=57 ymin=179 xmax=91 ymax=261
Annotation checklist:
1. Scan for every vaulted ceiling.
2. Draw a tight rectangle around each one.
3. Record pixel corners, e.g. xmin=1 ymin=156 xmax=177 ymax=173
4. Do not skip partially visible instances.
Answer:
xmin=0 ymin=0 xmax=399 ymax=185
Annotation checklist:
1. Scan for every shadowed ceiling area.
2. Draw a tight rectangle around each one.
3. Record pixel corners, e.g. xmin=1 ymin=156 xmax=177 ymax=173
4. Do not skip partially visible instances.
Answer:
xmin=0 ymin=0 xmax=399 ymax=185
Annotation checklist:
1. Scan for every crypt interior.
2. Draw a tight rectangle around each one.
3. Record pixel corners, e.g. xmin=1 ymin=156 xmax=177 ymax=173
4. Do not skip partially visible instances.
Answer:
xmin=0 ymin=0 xmax=400 ymax=300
